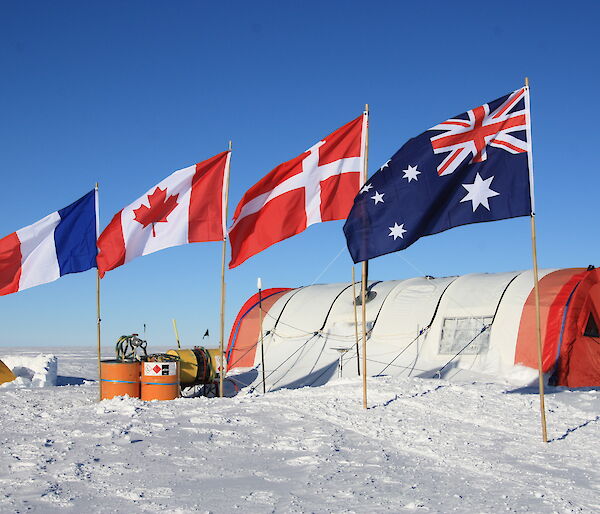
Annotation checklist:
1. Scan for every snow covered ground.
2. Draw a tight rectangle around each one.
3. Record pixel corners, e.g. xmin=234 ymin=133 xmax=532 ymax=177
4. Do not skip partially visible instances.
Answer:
xmin=0 ymin=347 xmax=599 ymax=513
xmin=0 ymin=354 xmax=58 ymax=389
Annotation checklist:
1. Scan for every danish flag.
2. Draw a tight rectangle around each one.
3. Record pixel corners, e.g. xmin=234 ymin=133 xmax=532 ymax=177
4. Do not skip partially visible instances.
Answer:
xmin=229 ymin=114 xmax=367 ymax=268
xmin=430 ymin=87 xmax=529 ymax=176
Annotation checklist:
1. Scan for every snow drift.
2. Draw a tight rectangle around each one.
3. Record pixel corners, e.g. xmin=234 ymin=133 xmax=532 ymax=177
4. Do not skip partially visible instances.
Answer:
xmin=0 ymin=354 xmax=57 ymax=388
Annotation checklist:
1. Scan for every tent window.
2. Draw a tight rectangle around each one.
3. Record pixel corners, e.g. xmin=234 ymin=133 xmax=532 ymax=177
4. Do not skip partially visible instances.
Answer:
xmin=584 ymin=313 xmax=599 ymax=337
xmin=439 ymin=316 xmax=492 ymax=355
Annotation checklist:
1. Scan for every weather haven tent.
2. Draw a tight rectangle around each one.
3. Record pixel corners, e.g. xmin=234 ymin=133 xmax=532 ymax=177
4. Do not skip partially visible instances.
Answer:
xmin=226 ymin=268 xmax=600 ymax=391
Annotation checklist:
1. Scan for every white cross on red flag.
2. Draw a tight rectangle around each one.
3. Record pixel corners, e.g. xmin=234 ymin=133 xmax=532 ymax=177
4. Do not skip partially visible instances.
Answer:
xmin=228 ymin=114 xmax=367 ymax=268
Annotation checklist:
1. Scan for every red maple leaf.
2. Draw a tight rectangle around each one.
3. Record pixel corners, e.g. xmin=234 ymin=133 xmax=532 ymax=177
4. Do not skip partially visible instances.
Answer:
xmin=133 ymin=187 xmax=179 ymax=236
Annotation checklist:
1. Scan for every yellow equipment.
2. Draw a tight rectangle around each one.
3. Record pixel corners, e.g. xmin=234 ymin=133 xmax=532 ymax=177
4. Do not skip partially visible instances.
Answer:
xmin=0 ymin=359 xmax=16 ymax=385
xmin=166 ymin=347 xmax=221 ymax=387
xmin=206 ymin=348 xmax=224 ymax=377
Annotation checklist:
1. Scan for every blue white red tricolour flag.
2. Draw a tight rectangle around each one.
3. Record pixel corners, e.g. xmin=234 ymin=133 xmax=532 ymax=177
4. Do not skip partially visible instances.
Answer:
xmin=344 ymin=87 xmax=534 ymax=263
xmin=0 ymin=189 xmax=98 ymax=295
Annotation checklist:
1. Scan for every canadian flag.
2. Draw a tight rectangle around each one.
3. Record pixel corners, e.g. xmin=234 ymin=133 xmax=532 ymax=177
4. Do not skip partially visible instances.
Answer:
xmin=97 ymin=151 xmax=230 ymax=276
xmin=229 ymin=114 xmax=367 ymax=268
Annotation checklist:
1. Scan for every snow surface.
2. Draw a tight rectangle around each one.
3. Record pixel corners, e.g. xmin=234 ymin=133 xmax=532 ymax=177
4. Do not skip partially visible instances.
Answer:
xmin=0 ymin=354 xmax=58 ymax=389
xmin=0 ymin=346 xmax=599 ymax=513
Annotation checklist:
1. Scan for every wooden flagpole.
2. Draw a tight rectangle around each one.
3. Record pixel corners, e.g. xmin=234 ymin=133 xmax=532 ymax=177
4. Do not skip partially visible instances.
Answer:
xmin=352 ymin=266 xmax=360 ymax=376
xmin=361 ymin=261 xmax=368 ymax=409
xmin=95 ymin=183 xmax=101 ymax=401
xmin=172 ymin=319 xmax=181 ymax=349
xmin=361 ymin=105 xmax=369 ymax=409
xmin=525 ymin=77 xmax=548 ymax=443
xmin=96 ymin=269 xmax=101 ymax=401
xmin=257 ymin=277 xmax=266 ymax=393
xmin=219 ymin=142 xmax=232 ymax=398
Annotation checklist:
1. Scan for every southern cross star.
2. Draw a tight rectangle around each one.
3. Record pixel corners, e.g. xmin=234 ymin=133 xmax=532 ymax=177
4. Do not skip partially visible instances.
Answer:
xmin=380 ymin=159 xmax=391 ymax=170
xmin=360 ymin=183 xmax=373 ymax=194
xmin=402 ymin=164 xmax=421 ymax=182
xmin=460 ymin=173 xmax=500 ymax=212
xmin=371 ymin=191 xmax=385 ymax=204
xmin=388 ymin=222 xmax=407 ymax=240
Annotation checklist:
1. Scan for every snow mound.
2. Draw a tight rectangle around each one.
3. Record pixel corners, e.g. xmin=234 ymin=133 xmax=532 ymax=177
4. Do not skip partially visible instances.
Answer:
xmin=0 ymin=354 xmax=58 ymax=388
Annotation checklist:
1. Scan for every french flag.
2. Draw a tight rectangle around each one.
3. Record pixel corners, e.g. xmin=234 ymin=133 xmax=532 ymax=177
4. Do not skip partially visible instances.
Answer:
xmin=0 ymin=190 xmax=98 ymax=296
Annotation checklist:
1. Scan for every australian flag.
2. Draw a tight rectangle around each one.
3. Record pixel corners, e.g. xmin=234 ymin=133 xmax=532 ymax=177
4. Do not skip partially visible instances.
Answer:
xmin=344 ymin=87 xmax=534 ymax=263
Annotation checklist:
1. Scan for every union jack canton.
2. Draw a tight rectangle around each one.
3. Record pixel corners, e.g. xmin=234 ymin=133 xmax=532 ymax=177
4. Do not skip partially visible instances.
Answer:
xmin=344 ymin=88 xmax=534 ymax=263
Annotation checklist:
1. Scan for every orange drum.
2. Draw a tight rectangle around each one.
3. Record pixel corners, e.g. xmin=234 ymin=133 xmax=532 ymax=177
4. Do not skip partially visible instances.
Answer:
xmin=100 ymin=360 xmax=141 ymax=400
xmin=141 ymin=361 xmax=180 ymax=401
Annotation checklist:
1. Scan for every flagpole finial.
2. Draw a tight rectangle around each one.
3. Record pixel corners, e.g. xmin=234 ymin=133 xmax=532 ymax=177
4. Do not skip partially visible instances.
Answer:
xmin=257 ymin=277 xmax=262 ymax=290
xmin=228 ymin=140 xmax=232 ymax=151
xmin=364 ymin=103 xmax=369 ymax=113
xmin=95 ymin=182 xmax=99 ymax=190
xmin=525 ymin=77 xmax=529 ymax=88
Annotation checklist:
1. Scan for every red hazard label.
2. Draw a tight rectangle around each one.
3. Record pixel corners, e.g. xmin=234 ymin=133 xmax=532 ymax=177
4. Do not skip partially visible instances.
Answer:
xmin=144 ymin=362 xmax=177 ymax=376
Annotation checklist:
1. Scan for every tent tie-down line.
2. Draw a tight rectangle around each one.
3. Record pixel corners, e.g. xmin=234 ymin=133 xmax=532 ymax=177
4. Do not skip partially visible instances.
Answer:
xmin=248 ymin=325 xmax=422 ymax=393
xmin=231 ymin=291 xmax=489 ymax=390
xmin=246 ymin=281 xmax=374 ymax=391
xmin=301 ymin=270 xmax=529 ymax=385
xmin=433 ymin=324 xmax=491 ymax=379
xmin=231 ymin=317 xmax=493 ymax=393
xmin=239 ymin=268 xmax=504 ymax=349
xmin=247 ymin=333 xmax=320 ymax=393
xmin=230 ymin=268 xmax=527 ymax=392
xmin=276 ymin=321 xmax=491 ymax=391
xmin=228 ymin=282 xmax=359 ymax=372
xmin=226 ymin=333 xmax=320 ymax=391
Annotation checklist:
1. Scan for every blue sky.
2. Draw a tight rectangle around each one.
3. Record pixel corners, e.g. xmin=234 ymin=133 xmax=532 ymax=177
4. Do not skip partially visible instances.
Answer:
xmin=1 ymin=1 xmax=598 ymax=348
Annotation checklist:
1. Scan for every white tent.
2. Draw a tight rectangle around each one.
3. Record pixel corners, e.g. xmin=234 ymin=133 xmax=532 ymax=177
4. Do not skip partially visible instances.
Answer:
xmin=226 ymin=268 xmax=600 ymax=391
